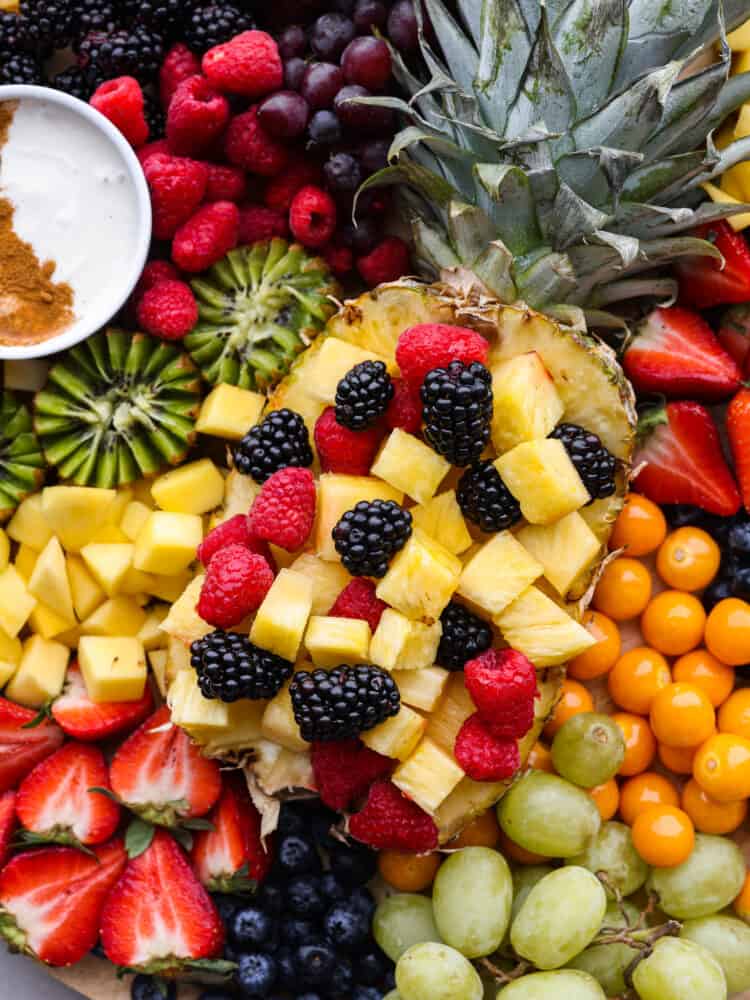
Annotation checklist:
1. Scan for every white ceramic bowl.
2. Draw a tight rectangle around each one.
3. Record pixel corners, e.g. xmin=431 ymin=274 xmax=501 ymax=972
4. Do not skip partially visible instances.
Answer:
xmin=0 ymin=84 xmax=152 ymax=361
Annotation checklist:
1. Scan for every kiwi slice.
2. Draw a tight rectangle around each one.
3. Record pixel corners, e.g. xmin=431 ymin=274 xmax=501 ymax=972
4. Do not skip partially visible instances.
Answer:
xmin=0 ymin=392 xmax=45 ymax=521
xmin=186 ymin=238 xmax=340 ymax=389
xmin=34 ymin=328 xmax=202 ymax=488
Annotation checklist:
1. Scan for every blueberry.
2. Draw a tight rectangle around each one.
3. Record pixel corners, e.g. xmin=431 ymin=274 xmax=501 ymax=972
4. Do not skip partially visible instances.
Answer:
xmin=323 ymin=901 xmax=370 ymax=951
xmin=664 ymin=504 xmax=705 ymax=527
xmin=733 ymin=566 xmax=750 ymax=599
xmin=236 ymin=952 xmax=277 ymax=997
xmin=357 ymin=950 xmax=391 ymax=985
xmin=308 ymin=805 xmax=339 ymax=848
xmin=352 ymin=987 xmax=385 ymax=1000
xmin=704 ymin=575 xmax=734 ymax=611
xmin=324 ymin=152 xmax=364 ymax=195
xmin=131 ymin=977 xmax=176 ymax=1000
xmin=280 ymin=916 xmax=317 ymax=946
xmin=212 ymin=893 xmax=242 ymax=925
xmin=294 ymin=941 xmax=337 ymax=987
xmin=329 ymin=844 xmax=377 ymax=886
xmin=381 ymin=966 xmax=397 ymax=991
xmin=320 ymin=872 xmax=347 ymax=902
xmin=348 ymin=885 xmax=377 ymax=918
xmin=275 ymin=944 xmax=296 ymax=991
xmin=307 ymin=109 xmax=343 ymax=148
xmin=277 ymin=805 xmax=306 ymax=836
xmin=328 ymin=955 xmax=354 ymax=996
xmin=231 ymin=905 xmax=277 ymax=951
xmin=255 ymin=880 xmax=285 ymax=916
xmin=730 ymin=522 xmax=750 ymax=555
xmin=286 ymin=874 xmax=327 ymax=917
xmin=277 ymin=834 xmax=320 ymax=875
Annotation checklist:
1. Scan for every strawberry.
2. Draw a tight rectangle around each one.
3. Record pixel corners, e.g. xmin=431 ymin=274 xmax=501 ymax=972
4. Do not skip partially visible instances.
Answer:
xmin=100 ymin=829 xmax=225 ymax=973
xmin=718 ymin=304 xmax=750 ymax=374
xmin=623 ymin=306 xmax=742 ymax=401
xmin=0 ymin=791 xmax=16 ymax=869
xmin=727 ymin=389 xmax=750 ymax=513
xmin=109 ymin=706 xmax=221 ymax=827
xmin=51 ymin=664 xmax=153 ymax=742
xmin=634 ymin=401 xmax=741 ymax=516
xmin=0 ymin=838 xmax=126 ymax=967
xmin=191 ymin=774 xmax=272 ymax=892
xmin=16 ymin=743 xmax=120 ymax=847
xmin=0 ymin=697 xmax=64 ymax=795
xmin=676 ymin=221 xmax=750 ymax=309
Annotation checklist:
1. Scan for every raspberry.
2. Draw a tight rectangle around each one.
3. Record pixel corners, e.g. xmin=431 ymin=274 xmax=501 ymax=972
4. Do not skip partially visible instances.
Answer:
xmin=202 ymin=30 xmax=283 ymax=99
xmin=136 ymin=138 xmax=170 ymax=166
xmin=395 ymin=323 xmax=490 ymax=389
xmin=172 ymin=200 xmax=240 ymax=273
xmin=197 ymin=514 xmax=275 ymax=569
xmin=289 ymin=185 xmax=337 ymax=249
xmin=454 ymin=713 xmax=520 ymax=782
xmin=130 ymin=260 xmax=179 ymax=316
xmin=311 ymin=739 xmax=393 ymax=810
xmin=136 ymin=279 xmax=198 ymax=340
xmin=197 ymin=544 xmax=275 ymax=629
xmin=247 ymin=467 xmax=316 ymax=552
xmin=90 ymin=76 xmax=148 ymax=148
xmin=357 ymin=236 xmax=410 ymax=288
xmin=143 ymin=152 xmax=209 ymax=240
xmin=313 ymin=406 xmax=384 ymax=476
xmin=166 ymin=74 xmax=230 ymax=157
xmin=160 ymin=42 xmax=201 ymax=109
xmin=238 ymin=204 xmax=289 ymax=245
xmin=323 ymin=242 xmax=353 ymax=276
xmin=225 ymin=106 xmax=289 ymax=177
xmin=264 ymin=161 xmax=322 ymax=212
xmin=349 ymin=779 xmax=438 ymax=851
xmin=464 ymin=648 xmax=538 ymax=740
xmin=328 ymin=578 xmax=387 ymax=633
xmin=385 ymin=378 xmax=422 ymax=433
xmin=204 ymin=163 xmax=247 ymax=203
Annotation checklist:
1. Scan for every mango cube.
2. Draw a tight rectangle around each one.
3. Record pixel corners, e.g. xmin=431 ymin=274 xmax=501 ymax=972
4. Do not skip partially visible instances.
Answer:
xmin=307 ymin=337 xmax=393 ymax=403
xmin=0 ymin=626 xmax=22 ymax=688
xmin=28 ymin=536 xmax=75 ymax=623
xmin=151 ymin=459 xmax=225 ymax=515
xmin=78 ymin=636 xmax=147 ymax=703
xmin=458 ymin=531 xmax=542 ymax=617
xmin=393 ymin=737 xmax=464 ymax=814
xmin=315 ymin=474 xmax=404 ymax=561
xmin=121 ymin=501 xmax=152 ymax=542
xmin=196 ymin=383 xmax=265 ymax=440
xmin=288 ymin=554 xmax=351 ymax=616
xmin=0 ymin=565 xmax=36 ymax=638
xmin=370 ymin=609 xmax=441 ymax=671
xmin=261 ymin=683 xmax=309 ymax=752
xmin=304 ymin=616 xmax=371 ymax=668
xmin=80 ymin=543 xmax=134 ymax=597
xmin=392 ymin=667 xmax=449 ymax=712
xmin=361 ymin=704 xmax=426 ymax=761
xmin=81 ymin=596 xmax=147 ymax=637
xmin=495 ymin=440 xmax=590 ymax=524
xmin=40 ymin=486 xmax=117 ymax=552
xmin=490 ymin=352 xmax=564 ymax=454
xmin=516 ymin=512 xmax=601 ymax=597
xmin=7 ymin=635 xmax=69 ymax=707
xmin=6 ymin=493 xmax=53 ymax=550
xmin=133 ymin=511 xmax=203 ymax=574
xmin=376 ymin=529 xmax=461 ymax=621
xmin=411 ymin=490 xmax=472 ymax=555
xmin=371 ymin=429 xmax=450 ymax=504
xmin=495 ymin=585 xmax=596 ymax=666
xmin=250 ymin=569 xmax=314 ymax=662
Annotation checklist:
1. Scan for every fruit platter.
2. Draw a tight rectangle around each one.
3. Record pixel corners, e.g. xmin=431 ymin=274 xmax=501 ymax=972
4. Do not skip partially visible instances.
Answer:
xmin=7 ymin=1 xmax=750 ymax=1000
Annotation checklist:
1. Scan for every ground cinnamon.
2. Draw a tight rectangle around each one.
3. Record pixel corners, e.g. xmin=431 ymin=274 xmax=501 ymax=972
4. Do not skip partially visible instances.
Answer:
xmin=0 ymin=100 xmax=74 ymax=346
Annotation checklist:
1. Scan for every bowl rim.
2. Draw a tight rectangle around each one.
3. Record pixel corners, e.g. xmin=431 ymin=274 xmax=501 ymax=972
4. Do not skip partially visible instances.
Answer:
xmin=0 ymin=83 xmax=152 ymax=361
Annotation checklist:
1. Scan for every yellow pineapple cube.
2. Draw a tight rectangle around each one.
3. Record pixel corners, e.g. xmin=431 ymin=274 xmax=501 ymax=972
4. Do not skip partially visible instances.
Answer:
xmin=196 ymin=383 xmax=266 ymax=440
xmin=393 ymin=737 xmax=464 ymax=814
xmin=425 ymin=672 xmax=476 ymax=751
xmin=490 ymin=352 xmax=564 ymax=454
xmin=6 ymin=493 xmax=53 ymax=550
xmin=304 ymin=616 xmax=371 ymax=668
xmin=0 ymin=627 xmax=22 ymax=688
xmin=169 ymin=670 xmax=230 ymax=738
xmin=27 ymin=537 xmax=75 ymax=623
xmin=411 ymin=490 xmax=472 ymax=555
xmin=307 ymin=338 xmax=393 ymax=403
xmin=268 ymin=544 xmax=297 ymax=571
xmin=392 ymin=667 xmax=449 ymax=712
xmin=361 ymin=704 xmax=426 ymax=761
xmin=130 ymin=479 xmax=156 ymax=508
xmin=221 ymin=469 xmax=260 ymax=521
xmin=78 ymin=636 xmax=146 ymax=703
xmin=160 ymin=576 xmax=210 ymax=644
xmin=144 ymin=570 xmax=194 ymax=604
xmin=133 ymin=511 xmax=203 ymax=574
xmin=288 ymin=554 xmax=351 ymax=616
xmin=371 ymin=429 xmax=450 ymax=504
xmin=495 ymin=439 xmax=590 ymax=524
xmin=121 ymin=501 xmax=152 ymax=542
xmin=55 ymin=625 xmax=81 ymax=649
xmin=203 ymin=699 xmax=266 ymax=753
xmin=261 ymin=683 xmax=309 ymax=752
xmin=0 ymin=565 xmax=36 ymax=638
xmin=0 ymin=530 xmax=7 ymax=573
xmin=81 ymin=596 xmax=147 ymax=637
xmin=151 ymin=459 xmax=225 ymax=515
xmin=137 ymin=605 xmax=169 ymax=651
xmin=315 ymin=474 xmax=404 ymax=561
xmin=41 ymin=486 xmax=117 ymax=552
xmin=458 ymin=531 xmax=542 ymax=617
xmin=119 ymin=568 xmax=158 ymax=596
xmin=7 ymin=635 xmax=69 ymax=707
xmin=250 ymin=569 xmax=313 ymax=662
xmin=166 ymin=637 xmax=192 ymax=690
xmin=495 ymin=585 xmax=596 ymax=666
xmin=728 ymin=17 xmax=750 ymax=49
xmin=376 ymin=529 xmax=462 ymax=621
xmin=14 ymin=544 xmax=38 ymax=582
xmin=104 ymin=488 xmax=133 ymax=526
xmin=516 ymin=512 xmax=601 ymax=597
xmin=370 ymin=609 xmax=441 ymax=671
xmin=28 ymin=602 xmax=73 ymax=640
xmin=80 ymin=543 xmax=134 ymax=597
xmin=88 ymin=523 xmax=131 ymax=545
xmin=148 ymin=648 xmax=169 ymax=697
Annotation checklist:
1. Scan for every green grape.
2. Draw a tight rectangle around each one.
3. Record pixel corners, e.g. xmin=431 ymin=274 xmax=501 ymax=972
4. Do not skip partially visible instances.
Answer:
xmin=551 ymin=712 xmax=625 ymax=787
xmin=497 ymin=772 xmax=601 ymax=857
xmin=510 ymin=866 xmax=607 ymax=969
xmin=646 ymin=834 xmax=745 ymax=919
xmin=510 ymin=865 xmax=555 ymax=925
xmin=495 ymin=969 xmax=606 ymax=999
xmin=383 ymin=993 xmax=401 ymax=1000
xmin=396 ymin=941 xmax=484 ymax=1000
xmin=373 ymin=893 xmax=442 ymax=962
xmin=432 ymin=846 xmax=513 ymax=958
xmin=567 ymin=821 xmax=648 ymax=899
xmin=567 ymin=901 xmax=644 ymax=997
xmin=681 ymin=915 xmax=750 ymax=994
xmin=631 ymin=937 xmax=727 ymax=1000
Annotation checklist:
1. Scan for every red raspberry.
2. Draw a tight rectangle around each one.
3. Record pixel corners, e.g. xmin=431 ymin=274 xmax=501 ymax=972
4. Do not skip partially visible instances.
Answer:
xmin=328 ymin=579 xmax=387 ymax=633
xmin=167 ymin=75 xmax=230 ymax=156
xmin=396 ymin=323 xmax=490 ymax=389
xmin=314 ymin=406 xmax=384 ymax=476
xmin=323 ymin=243 xmax=353 ymax=276
xmin=357 ymin=236 xmax=410 ymax=287
xmin=204 ymin=164 xmax=247 ymax=203
xmin=136 ymin=138 xmax=170 ymax=166
xmin=238 ymin=204 xmax=289 ymax=244
xmin=129 ymin=260 xmax=180 ymax=316
xmin=136 ymin=279 xmax=198 ymax=340
xmin=349 ymin=779 xmax=438 ymax=851
xmin=160 ymin=42 xmax=201 ymax=109
xmin=454 ymin=713 xmax=521 ymax=781
xmin=197 ymin=514 xmax=275 ymax=569
xmin=225 ymin=107 xmax=289 ymax=177
xmin=464 ymin=648 xmax=538 ymax=740
xmin=311 ymin=739 xmax=393 ymax=810
xmin=197 ymin=544 xmax=275 ymax=629
xmin=289 ymin=185 xmax=337 ymax=249
xmin=385 ymin=378 xmax=422 ymax=433
xmin=265 ymin=161 xmax=322 ymax=213
xmin=172 ymin=200 xmax=240 ymax=273
xmin=143 ymin=153 xmax=208 ymax=240
xmin=247 ymin=467 xmax=316 ymax=552
xmin=90 ymin=76 xmax=148 ymax=148
xmin=203 ymin=30 xmax=283 ymax=98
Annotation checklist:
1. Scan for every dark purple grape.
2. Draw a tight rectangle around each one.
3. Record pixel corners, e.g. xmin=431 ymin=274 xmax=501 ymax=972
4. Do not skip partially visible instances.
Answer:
xmin=387 ymin=0 xmax=418 ymax=52
xmin=339 ymin=215 xmax=383 ymax=254
xmin=354 ymin=0 xmax=389 ymax=32
xmin=335 ymin=84 xmax=394 ymax=132
xmin=258 ymin=90 xmax=310 ymax=139
xmin=277 ymin=24 xmax=307 ymax=59
xmin=323 ymin=152 xmax=364 ymax=194
xmin=342 ymin=36 xmax=392 ymax=90
xmin=284 ymin=57 xmax=307 ymax=90
xmin=307 ymin=109 xmax=343 ymax=147
xmin=310 ymin=12 xmax=356 ymax=61
xmin=301 ymin=62 xmax=344 ymax=109
xmin=359 ymin=138 xmax=390 ymax=174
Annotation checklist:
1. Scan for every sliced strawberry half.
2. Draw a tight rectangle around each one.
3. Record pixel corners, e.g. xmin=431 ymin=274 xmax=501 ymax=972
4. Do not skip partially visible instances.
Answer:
xmin=718 ymin=304 xmax=750 ymax=374
xmin=676 ymin=221 xmax=750 ymax=309
xmin=0 ymin=697 xmax=64 ymax=795
xmin=100 ymin=828 xmax=225 ymax=974
xmin=0 ymin=838 xmax=126 ymax=966
xmin=109 ymin=706 xmax=221 ymax=827
xmin=0 ymin=791 xmax=17 ymax=869
xmin=51 ymin=664 xmax=154 ymax=742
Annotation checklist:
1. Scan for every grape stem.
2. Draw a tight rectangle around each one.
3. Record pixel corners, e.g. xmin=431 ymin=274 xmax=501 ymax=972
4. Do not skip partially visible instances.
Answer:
xmin=479 ymin=957 xmax=531 ymax=984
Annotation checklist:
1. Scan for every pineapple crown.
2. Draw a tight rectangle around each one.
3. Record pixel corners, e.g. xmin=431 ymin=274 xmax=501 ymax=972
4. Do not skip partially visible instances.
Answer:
xmin=358 ymin=0 xmax=750 ymax=327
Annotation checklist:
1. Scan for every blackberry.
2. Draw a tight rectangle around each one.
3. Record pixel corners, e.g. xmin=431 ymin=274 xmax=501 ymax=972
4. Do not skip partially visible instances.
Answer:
xmin=438 ymin=601 xmax=493 ymax=671
xmin=234 ymin=408 xmax=314 ymax=484
xmin=143 ymin=91 xmax=166 ymax=139
xmin=549 ymin=422 xmax=616 ymax=501
xmin=421 ymin=360 xmax=493 ymax=466
xmin=290 ymin=665 xmax=400 ymax=741
xmin=51 ymin=64 xmax=102 ymax=102
xmin=190 ymin=629 xmax=293 ymax=702
xmin=0 ymin=13 xmax=20 ymax=57
xmin=335 ymin=360 xmax=394 ymax=431
xmin=0 ymin=52 xmax=43 ymax=85
xmin=457 ymin=460 xmax=522 ymax=533
xmin=18 ymin=0 xmax=75 ymax=53
xmin=333 ymin=499 xmax=412 ymax=577
xmin=70 ymin=0 xmax=120 ymax=35
xmin=185 ymin=2 xmax=254 ymax=53
xmin=136 ymin=0 xmax=195 ymax=38
xmin=78 ymin=24 xmax=165 ymax=82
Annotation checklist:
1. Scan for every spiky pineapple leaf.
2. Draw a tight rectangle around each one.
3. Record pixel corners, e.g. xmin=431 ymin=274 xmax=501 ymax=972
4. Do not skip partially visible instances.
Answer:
xmin=552 ymin=0 xmax=626 ymax=118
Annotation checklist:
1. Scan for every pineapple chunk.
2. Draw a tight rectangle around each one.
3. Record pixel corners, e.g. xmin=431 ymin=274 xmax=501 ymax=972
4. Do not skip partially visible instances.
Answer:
xmin=167 ymin=636 xmax=192 ymax=679
xmin=66 ymin=556 xmax=106 ymax=620
xmin=78 ymin=636 xmax=147 ymax=703
xmin=411 ymin=490 xmax=472 ymax=555
xmin=370 ymin=609 xmax=441 ymax=671
xmin=145 ymin=570 xmax=194 ymax=604
xmin=361 ymin=704 xmax=426 ymax=761
xmin=516 ymin=512 xmax=601 ymax=597
xmin=376 ymin=529 xmax=462 ymax=621
xmin=80 ymin=543 xmax=134 ymax=598
xmin=137 ymin=605 xmax=170 ymax=651
xmin=495 ymin=440 xmax=590 ymax=524
xmin=392 ymin=667 xmax=449 ymax=712
xmin=254 ymin=742 xmax=314 ymax=795
xmin=288 ymin=554 xmax=351 ymax=616
xmin=261 ymin=683 xmax=309 ymax=752
xmin=88 ymin=523 xmax=131 ymax=545
xmin=7 ymin=635 xmax=69 ymax=707
xmin=105 ymin=489 xmax=133 ymax=526
xmin=579 ymin=494 xmax=623 ymax=544
xmin=458 ymin=531 xmax=542 ymax=617
xmin=393 ymin=737 xmax=464 ymax=814
xmin=40 ymin=486 xmax=117 ymax=552
xmin=148 ymin=648 xmax=169 ymax=697
xmin=160 ymin=577 xmax=210 ymax=645
xmin=221 ymin=469 xmax=260 ymax=521
xmin=0 ymin=565 xmax=36 ymax=638
xmin=0 ymin=530 xmax=7 ymax=573
xmin=268 ymin=544 xmax=297 ymax=571
xmin=130 ymin=479 xmax=156 ymax=508
xmin=425 ymin=672 xmax=476 ymax=751
xmin=250 ymin=569 xmax=314 ymax=662
xmin=0 ymin=627 xmax=22 ymax=688
xmin=728 ymin=17 xmax=750 ymax=49
xmin=306 ymin=337 xmax=393 ymax=403
xmin=495 ymin=586 xmax=596 ymax=666
xmin=55 ymin=625 xmax=81 ymax=649
xmin=81 ymin=596 xmax=147 ymax=637
xmin=304 ymin=616 xmax=371 ymax=668
xmin=169 ymin=670 xmax=230 ymax=737
xmin=119 ymin=568 xmax=158 ymax=596
xmin=371 ymin=429 xmax=450 ymax=504
xmin=196 ymin=383 xmax=265 ymax=440
xmin=6 ymin=494 xmax=53 ymax=551
xmin=315 ymin=474 xmax=404 ymax=561
xmin=202 ymin=699 xmax=266 ymax=754
xmin=133 ymin=511 xmax=203 ymax=574
xmin=27 ymin=537 xmax=75 ymax=623
xmin=121 ymin=501 xmax=152 ymax=542
xmin=151 ymin=459 xmax=225 ymax=515
xmin=267 ymin=376 xmax=326 ymax=438
xmin=28 ymin=602 xmax=73 ymax=640
xmin=14 ymin=544 xmax=38 ymax=582
xmin=490 ymin=352 xmax=564 ymax=454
